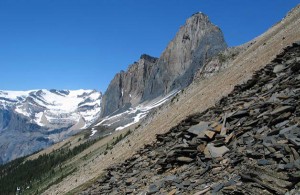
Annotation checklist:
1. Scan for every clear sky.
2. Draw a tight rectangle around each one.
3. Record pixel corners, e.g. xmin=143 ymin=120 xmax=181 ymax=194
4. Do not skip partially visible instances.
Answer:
xmin=0 ymin=0 xmax=299 ymax=92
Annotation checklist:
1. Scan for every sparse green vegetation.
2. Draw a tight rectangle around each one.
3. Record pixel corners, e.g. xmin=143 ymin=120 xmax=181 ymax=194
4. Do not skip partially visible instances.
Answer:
xmin=105 ymin=130 xmax=131 ymax=151
xmin=124 ymin=129 xmax=131 ymax=137
xmin=218 ymin=53 xmax=227 ymax=63
xmin=0 ymin=128 xmax=132 ymax=194
xmin=0 ymin=137 xmax=101 ymax=195
xmin=171 ymin=93 xmax=180 ymax=103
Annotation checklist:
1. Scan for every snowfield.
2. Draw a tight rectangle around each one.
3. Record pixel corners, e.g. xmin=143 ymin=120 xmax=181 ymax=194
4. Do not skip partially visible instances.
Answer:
xmin=0 ymin=89 xmax=102 ymax=129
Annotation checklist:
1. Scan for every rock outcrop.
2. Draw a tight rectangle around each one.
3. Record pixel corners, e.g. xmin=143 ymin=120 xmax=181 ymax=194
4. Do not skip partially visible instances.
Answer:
xmin=101 ymin=13 xmax=227 ymax=117
xmin=101 ymin=55 xmax=158 ymax=116
xmin=82 ymin=43 xmax=300 ymax=194
xmin=193 ymin=46 xmax=242 ymax=80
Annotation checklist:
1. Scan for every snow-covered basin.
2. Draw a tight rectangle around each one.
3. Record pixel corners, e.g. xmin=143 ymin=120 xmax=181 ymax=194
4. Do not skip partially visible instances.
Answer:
xmin=0 ymin=89 xmax=101 ymax=128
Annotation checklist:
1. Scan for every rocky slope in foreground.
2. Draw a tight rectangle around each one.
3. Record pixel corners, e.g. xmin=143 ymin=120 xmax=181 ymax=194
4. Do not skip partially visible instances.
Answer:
xmin=82 ymin=43 xmax=300 ymax=194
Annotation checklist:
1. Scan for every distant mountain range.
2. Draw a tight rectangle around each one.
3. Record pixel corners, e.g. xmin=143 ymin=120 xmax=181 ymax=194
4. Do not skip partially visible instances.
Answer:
xmin=0 ymin=89 xmax=101 ymax=163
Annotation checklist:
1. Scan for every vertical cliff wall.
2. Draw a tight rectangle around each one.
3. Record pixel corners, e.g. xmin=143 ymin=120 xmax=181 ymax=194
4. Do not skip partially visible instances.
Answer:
xmin=101 ymin=13 xmax=227 ymax=117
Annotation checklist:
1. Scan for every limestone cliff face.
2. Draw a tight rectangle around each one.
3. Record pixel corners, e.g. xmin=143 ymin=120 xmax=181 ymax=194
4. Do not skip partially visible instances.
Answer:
xmin=101 ymin=13 xmax=227 ymax=117
xmin=101 ymin=55 xmax=158 ymax=117
xmin=142 ymin=13 xmax=227 ymax=100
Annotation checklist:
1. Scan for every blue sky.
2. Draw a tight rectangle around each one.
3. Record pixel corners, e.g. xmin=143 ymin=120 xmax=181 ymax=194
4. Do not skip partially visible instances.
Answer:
xmin=0 ymin=0 xmax=298 ymax=92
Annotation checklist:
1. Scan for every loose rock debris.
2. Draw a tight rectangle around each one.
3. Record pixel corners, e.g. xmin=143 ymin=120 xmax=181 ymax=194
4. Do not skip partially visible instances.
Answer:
xmin=82 ymin=42 xmax=300 ymax=194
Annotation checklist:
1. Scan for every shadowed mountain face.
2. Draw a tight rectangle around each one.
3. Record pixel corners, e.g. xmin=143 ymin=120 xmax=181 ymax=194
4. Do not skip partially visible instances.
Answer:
xmin=0 ymin=108 xmax=50 ymax=164
xmin=101 ymin=13 xmax=227 ymax=117
xmin=0 ymin=89 xmax=101 ymax=164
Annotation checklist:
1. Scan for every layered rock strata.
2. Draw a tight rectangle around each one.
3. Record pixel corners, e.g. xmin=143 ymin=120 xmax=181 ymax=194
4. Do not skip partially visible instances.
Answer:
xmin=82 ymin=43 xmax=300 ymax=194
xmin=101 ymin=13 xmax=227 ymax=117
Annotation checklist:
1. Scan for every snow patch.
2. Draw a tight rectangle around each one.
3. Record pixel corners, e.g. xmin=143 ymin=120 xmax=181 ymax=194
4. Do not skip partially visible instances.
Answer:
xmin=97 ymin=90 xmax=179 ymax=131
xmin=0 ymin=89 xmax=102 ymax=129
xmin=0 ymin=90 xmax=35 ymax=100
xmin=90 ymin=128 xmax=97 ymax=137
xmin=34 ymin=112 xmax=45 ymax=126
xmin=15 ymin=106 xmax=31 ymax=117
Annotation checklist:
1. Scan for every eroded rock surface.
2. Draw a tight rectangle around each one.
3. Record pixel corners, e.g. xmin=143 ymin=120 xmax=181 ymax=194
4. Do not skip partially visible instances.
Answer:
xmin=82 ymin=43 xmax=300 ymax=194
xmin=101 ymin=13 xmax=227 ymax=117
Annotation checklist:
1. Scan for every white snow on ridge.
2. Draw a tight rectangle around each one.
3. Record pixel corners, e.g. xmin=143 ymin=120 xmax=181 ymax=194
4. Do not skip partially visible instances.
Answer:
xmin=89 ymin=92 xmax=102 ymax=101
xmin=15 ymin=105 xmax=31 ymax=117
xmin=0 ymin=90 xmax=36 ymax=100
xmin=0 ymin=89 xmax=102 ymax=129
xmin=115 ymin=112 xmax=148 ymax=131
xmin=35 ymin=112 xmax=45 ymax=126
xmin=33 ymin=89 xmax=96 ymax=113
xmin=90 ymin=128 xmax=97 ymax=137
xmin=98 ymin=90 xmax=179 ymax=131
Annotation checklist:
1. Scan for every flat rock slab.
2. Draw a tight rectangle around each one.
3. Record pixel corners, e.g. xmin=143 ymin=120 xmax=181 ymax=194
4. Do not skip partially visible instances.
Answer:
xmin=177 ymin=156 xmax=194 ymax=163
xmin=228 ymin=110 xmax=248 ymax=118
xmin=163 ymin=175 xmax=177 ymax=182
xmin=206 ymin=143 xmax=229 ymax=158
xmin=205 ymin=130 xmax=216 ymax=139
xmin=273 ymin=64 xmax=285 ymax=73
xmin=270 ymin=106 xmax=294 ymax=115
xmin=257 ymin=159 xmax=272 ymax=166
xmin=288 ymin=137 xmax=300 ymax=147
xmin=168 ymin=189 xmax=177 ymax=195
xmin=148 ymin=184 xmax=159 ymax=194
xmin=214 ymin=124 xmax=222 ymax=132
xmin=187 ymin=122 xmax=210 ymax=137
xmin=280 ymin=125 xmax=299 ymax=135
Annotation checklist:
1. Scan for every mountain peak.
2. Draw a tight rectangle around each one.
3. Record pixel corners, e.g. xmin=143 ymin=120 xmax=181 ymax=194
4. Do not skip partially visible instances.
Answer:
xmin=191 ymin=11 xmax=207 ymax=17
xmin=188 ymin=12 xmax=209 ymax=22
xmin=101 ymin=12 xmax=227 ymax=117
xmin=140 ymin=54 xmax=158 ymax=62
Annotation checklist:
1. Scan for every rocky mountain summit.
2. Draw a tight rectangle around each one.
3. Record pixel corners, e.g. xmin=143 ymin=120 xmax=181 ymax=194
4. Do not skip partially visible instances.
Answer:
xmin=82 ymin=43 xmax=300 ymax=194
xmin=101 ymin=12 xmax=227 ymax=117
xmin=0 ymin=89 xmax=101 ymax=164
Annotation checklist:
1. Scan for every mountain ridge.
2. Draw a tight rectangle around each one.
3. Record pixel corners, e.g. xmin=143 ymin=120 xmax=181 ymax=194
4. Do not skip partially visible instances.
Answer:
xmin=101 ymin=12 xmax=227 ymax=117
xmin=0 ymin=89 xmax=101 ymax=163
xmin=1 ymin=5 xmax=300 ymax=194
xmin=42 ymin=5 xmax=300 ymax=194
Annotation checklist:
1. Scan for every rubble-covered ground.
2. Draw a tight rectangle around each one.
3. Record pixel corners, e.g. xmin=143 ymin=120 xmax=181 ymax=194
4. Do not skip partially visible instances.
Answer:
xmin=82 ymin=42 xmax=300 ymax=195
